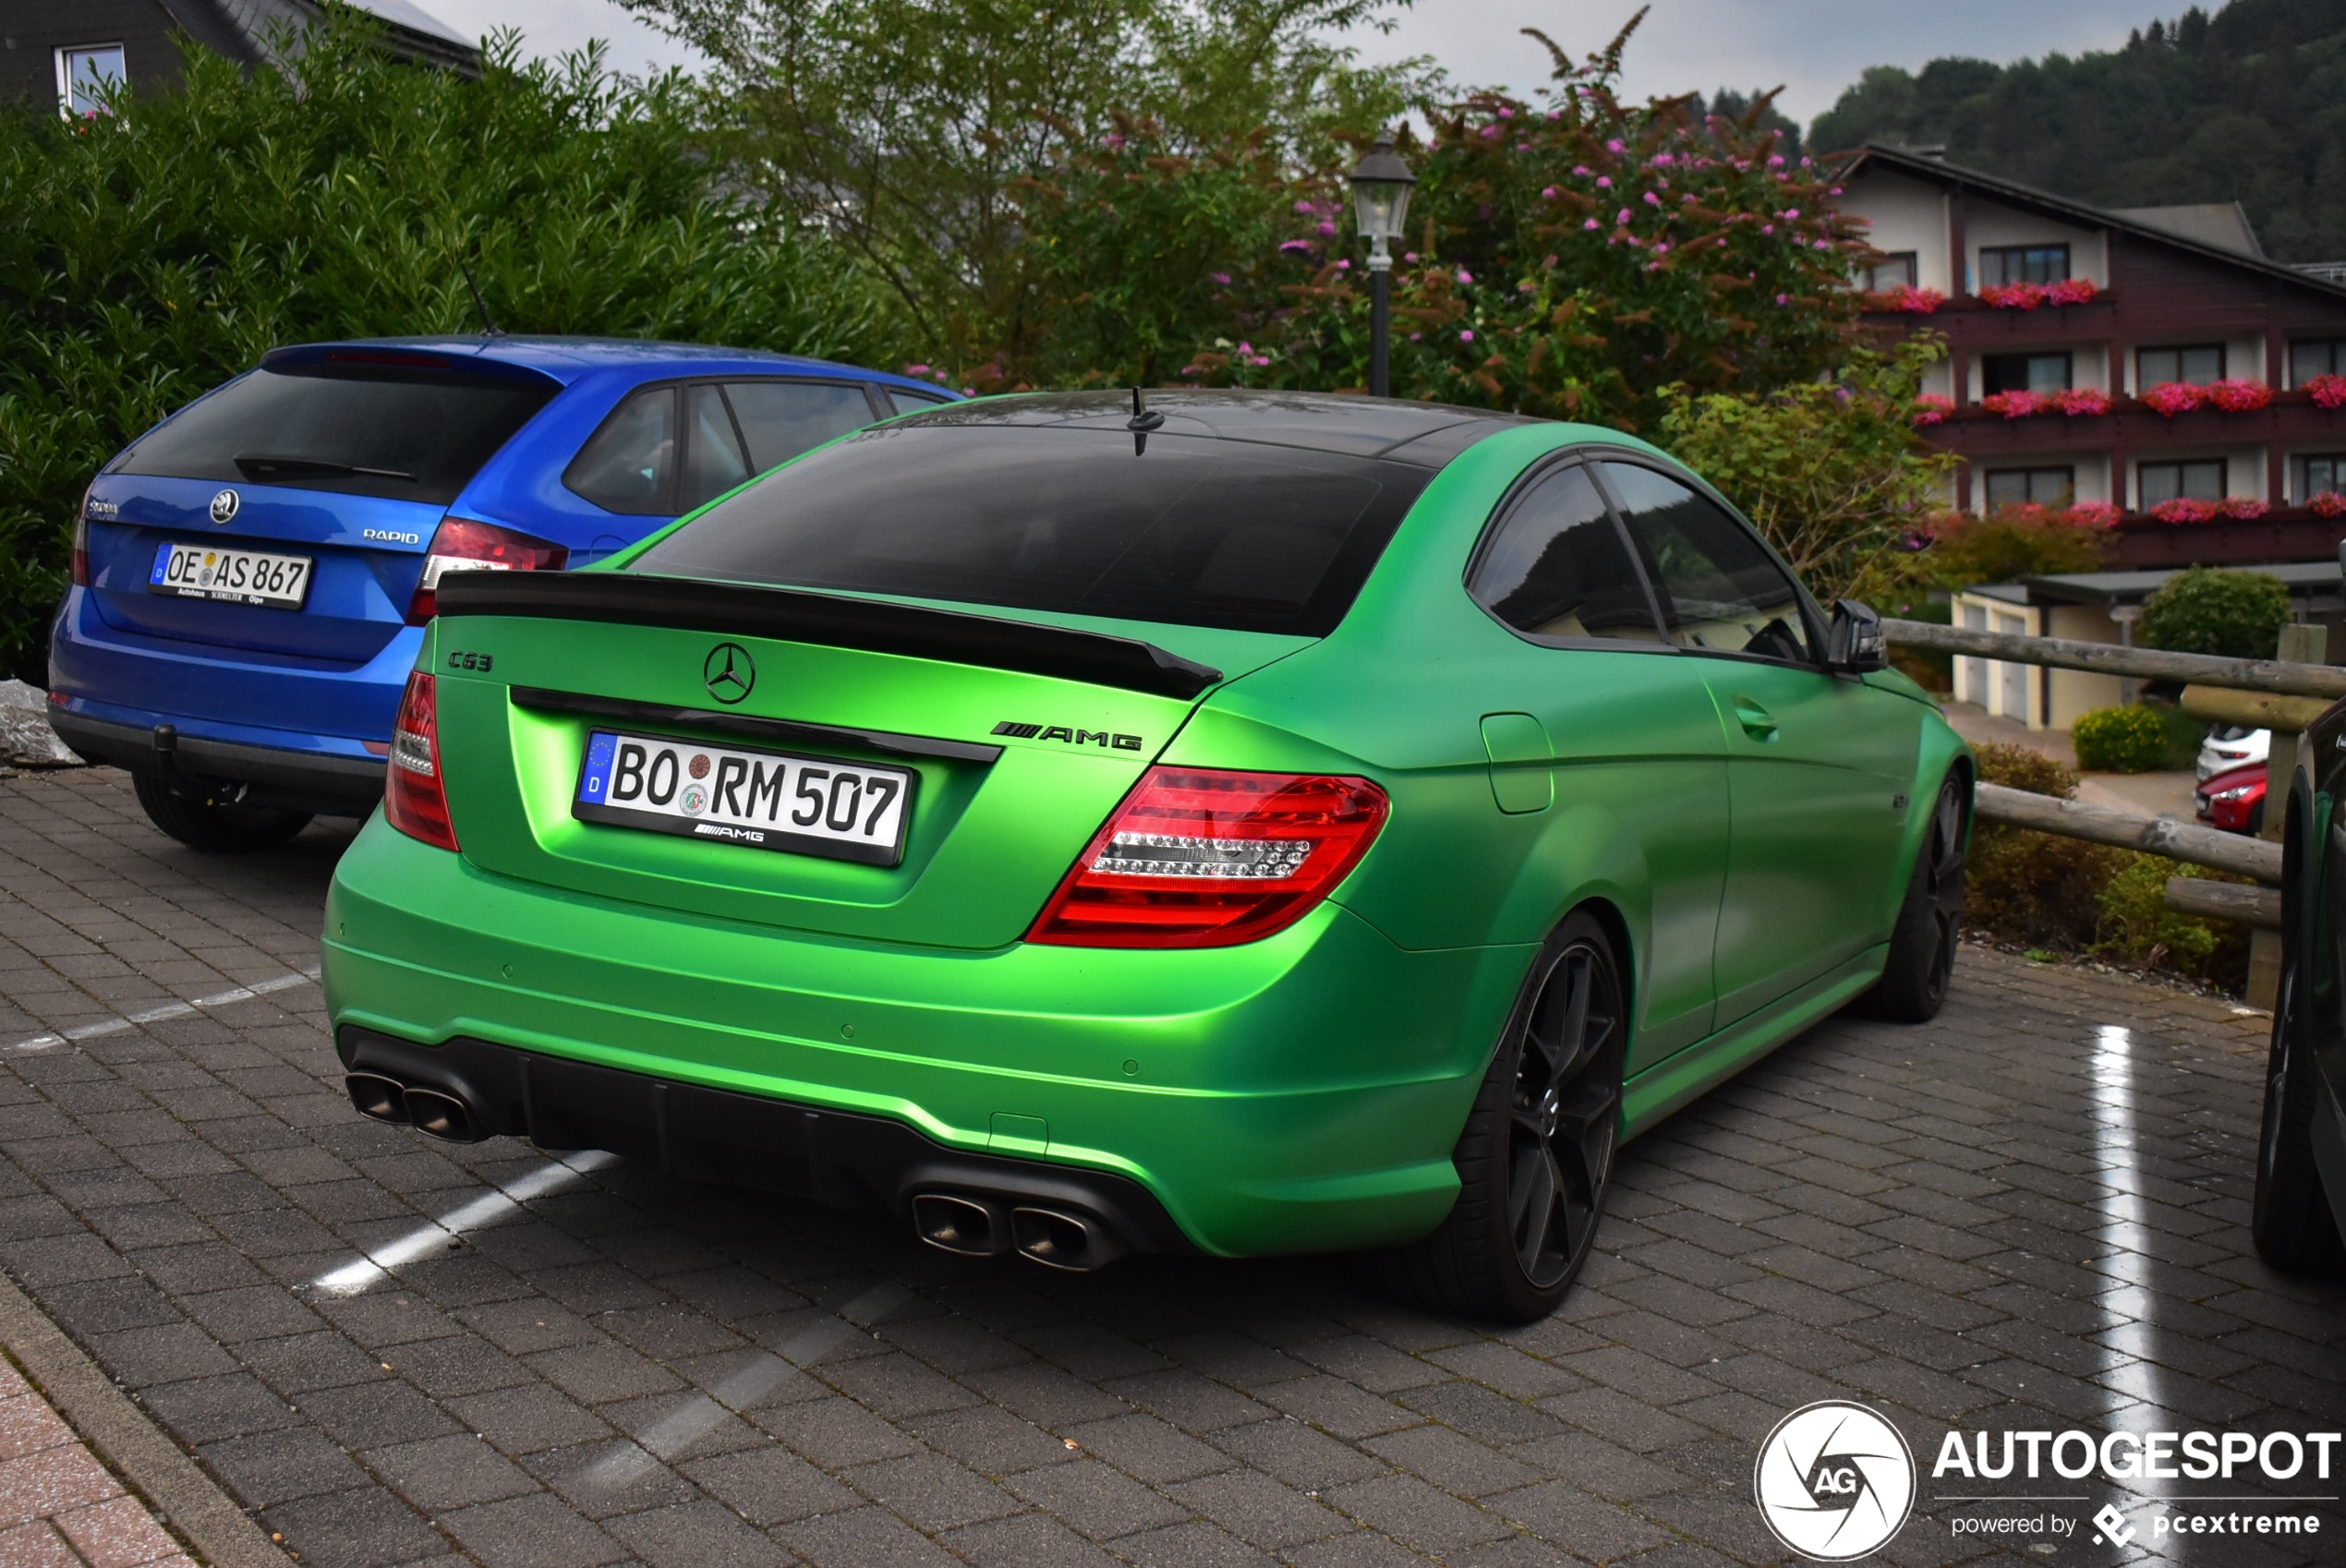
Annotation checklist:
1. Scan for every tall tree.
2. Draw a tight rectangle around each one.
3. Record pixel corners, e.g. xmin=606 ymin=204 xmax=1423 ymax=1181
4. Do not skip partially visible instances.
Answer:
xmin=618 ymin=0 xmax=1436 ymax=365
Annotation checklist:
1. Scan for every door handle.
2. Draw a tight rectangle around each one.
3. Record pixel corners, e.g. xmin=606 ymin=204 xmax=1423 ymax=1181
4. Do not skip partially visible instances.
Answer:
xmin=1732 ymin=696 xmax=1778 ymax=742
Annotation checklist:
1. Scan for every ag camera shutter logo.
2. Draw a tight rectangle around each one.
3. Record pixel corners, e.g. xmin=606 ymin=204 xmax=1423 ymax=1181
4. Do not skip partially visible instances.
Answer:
xmin=1754 ymin=1401 xmax=1917 ymax=1561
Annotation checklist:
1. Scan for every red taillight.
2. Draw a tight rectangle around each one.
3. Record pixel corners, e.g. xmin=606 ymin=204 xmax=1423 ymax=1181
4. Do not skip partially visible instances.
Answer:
xmin=71 ymin=514 xmax=90 ymax=587
xmin=383 ymin=672 xmax=458 ymax=851
xmin=405 ymin=518 xmax=566 ymax=624
xmin=1026 ymin=766 xmax=1389 ymax=948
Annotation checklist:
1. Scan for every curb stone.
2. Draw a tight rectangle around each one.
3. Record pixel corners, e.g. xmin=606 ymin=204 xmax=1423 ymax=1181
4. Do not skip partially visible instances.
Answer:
xmin=0 ymin=1263 xmax=285 ymax=1568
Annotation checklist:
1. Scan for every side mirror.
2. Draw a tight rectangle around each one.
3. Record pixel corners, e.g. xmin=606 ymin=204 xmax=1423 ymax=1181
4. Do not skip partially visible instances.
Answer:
xmin=1828 ymin=598 xmax=1890 ymax=673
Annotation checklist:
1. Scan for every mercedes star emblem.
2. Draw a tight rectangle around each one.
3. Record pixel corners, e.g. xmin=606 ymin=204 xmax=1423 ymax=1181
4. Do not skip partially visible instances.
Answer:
xmin=209 ymin=488 xmax=240 ymax=525
xmin=703 ymin=643 xmax=756 ymax=705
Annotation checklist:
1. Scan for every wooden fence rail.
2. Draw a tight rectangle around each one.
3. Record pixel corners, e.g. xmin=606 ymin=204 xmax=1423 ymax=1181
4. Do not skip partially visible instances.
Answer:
xmin=1883 ymin=618 xmax=2346 ymax=700
xmin=1972 ymin=782 xmax=2281 ymax=883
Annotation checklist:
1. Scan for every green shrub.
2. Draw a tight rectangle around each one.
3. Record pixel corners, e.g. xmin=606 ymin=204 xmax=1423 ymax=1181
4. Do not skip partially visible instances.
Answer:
xmin=0 ymin=21 xmax=886 ymax=681
xmin=1960 ymin=740 xmax=2248 ymax=989
xmin=2071 ymin=706 xmax=2171 ymax=773
xmin=2139 ymin=567 xmax=2291 ymax=661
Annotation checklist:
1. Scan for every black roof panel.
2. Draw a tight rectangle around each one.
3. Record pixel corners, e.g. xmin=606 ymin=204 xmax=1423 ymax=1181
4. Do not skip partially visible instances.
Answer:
xmin=908 ymin=390 xmax=1537 ymax=466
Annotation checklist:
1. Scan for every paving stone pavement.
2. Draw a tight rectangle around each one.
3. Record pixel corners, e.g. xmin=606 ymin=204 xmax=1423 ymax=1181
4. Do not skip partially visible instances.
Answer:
xmin=0 ymin=1355 xmax=194 ymax=1566
xmin=0 ymin=767 xmax=2341 ymax=1568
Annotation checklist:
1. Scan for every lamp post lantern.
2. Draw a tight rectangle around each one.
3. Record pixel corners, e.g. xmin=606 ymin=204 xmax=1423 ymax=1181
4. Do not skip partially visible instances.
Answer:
xmin=1348 ymin=131 xmax=1416 ymax=399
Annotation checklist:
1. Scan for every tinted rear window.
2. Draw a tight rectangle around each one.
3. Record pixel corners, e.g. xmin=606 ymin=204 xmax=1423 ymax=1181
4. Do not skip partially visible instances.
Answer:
xmin=114 ymin=365 xmax=557 ymax=505
xmin=627 ymin=425 xmax=1429 ymax=635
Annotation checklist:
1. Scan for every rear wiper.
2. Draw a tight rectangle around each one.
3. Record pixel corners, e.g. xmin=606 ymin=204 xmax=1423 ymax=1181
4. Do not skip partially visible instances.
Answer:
xmin=233 ymin=453 xmax=415 ymax=482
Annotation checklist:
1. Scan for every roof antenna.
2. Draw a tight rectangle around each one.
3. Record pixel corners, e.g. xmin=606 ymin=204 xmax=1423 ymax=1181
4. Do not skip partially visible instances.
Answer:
xmin=1126 ymin=385 xmax=1164 ymax=454
xmin=456 ymin=255 xmax=502 ymax=338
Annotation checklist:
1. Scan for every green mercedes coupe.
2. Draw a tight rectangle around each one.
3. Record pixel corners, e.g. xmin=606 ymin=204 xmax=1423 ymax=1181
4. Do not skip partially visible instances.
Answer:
xmin=322 ymin=391 xmax=1970 ymax=1321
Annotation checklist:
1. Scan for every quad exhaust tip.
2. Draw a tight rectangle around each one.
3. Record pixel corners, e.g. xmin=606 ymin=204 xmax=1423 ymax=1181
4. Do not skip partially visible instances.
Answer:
xmin=343 ymin=1073 xmax=486 ymax=1144
xmin=912 ymin=1193 xmax=1010 ymax=1256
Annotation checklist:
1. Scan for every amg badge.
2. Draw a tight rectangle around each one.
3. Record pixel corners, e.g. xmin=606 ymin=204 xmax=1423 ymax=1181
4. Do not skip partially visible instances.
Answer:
xmin=992 ymin=722 xmax=1143 ymax=750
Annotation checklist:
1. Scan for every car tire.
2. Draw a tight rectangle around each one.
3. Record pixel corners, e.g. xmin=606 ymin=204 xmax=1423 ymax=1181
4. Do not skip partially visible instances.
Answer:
xmin=1853 ymin=773 xmax=1967 ymax=1023
xmin=1371 ymin=912 xmax=1625 ymax=1322
xmin=131 ymin=772 xmax=310 ymax=853
xmin=2252 ymin=965 xmax=2346 ymax=1277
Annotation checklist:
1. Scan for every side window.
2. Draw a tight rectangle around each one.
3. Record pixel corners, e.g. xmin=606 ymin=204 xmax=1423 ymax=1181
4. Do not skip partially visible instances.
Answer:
xmin=679 ymin=384 xmax=752 ymax=513
xmin=1599 ymin=462 xmax=1813 ymax=665
xmin=882 ymin=387 xmax=952 ymax=416
xmin=1468 ymin=464 xmax=1663 ymax=643
xmin=726 ymin=380 xmax=880 ymax=472
xmin=565 ymin=386 xmax=678 ymax=514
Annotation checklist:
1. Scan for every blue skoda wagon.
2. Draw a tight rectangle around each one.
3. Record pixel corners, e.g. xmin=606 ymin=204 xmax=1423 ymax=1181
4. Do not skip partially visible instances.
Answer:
xmin=47 ymin=337 xmax=953 ymax=850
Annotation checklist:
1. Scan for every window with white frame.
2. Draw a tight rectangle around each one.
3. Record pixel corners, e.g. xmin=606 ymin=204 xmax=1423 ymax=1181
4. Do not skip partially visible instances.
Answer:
xmin=1984 ymin=467 xmax=2075 ymax=508
xmin=2292 ymin=340 xmax=2346 ymax=387
xmin=2138 ymin=344 xmax=2225 ymax=387
xmin=2297 ymin=452 xmax=2346 ymax=500
xmin=1857 ymin=252 xmax=1917 ymax=292
xmin=55 ymin=44 xmax=126 ymax=117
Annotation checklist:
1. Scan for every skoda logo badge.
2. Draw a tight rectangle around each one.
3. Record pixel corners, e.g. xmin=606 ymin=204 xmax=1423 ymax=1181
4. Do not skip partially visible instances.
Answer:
xmin=703 ymin=643 xmax=755 ymax=705
xmin=208 ymin=488 xmax=240 ymax=525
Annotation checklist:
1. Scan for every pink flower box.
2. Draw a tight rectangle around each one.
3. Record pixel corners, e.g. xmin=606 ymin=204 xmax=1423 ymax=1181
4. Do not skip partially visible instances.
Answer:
xmin=2148 ymin=497 xmax=2219 ymax=524
xmin=2311 ymin=491 xmax=2346 ymax=517
xmin=1912 ymin=393 xmax=1953 ymax=427
xmin=1979 ymin=390 xmax=2044 ymax=419
xmin=2140 ymin=381 xmax=2207 ymax=417
xmin=2052 ymin=388 xmax=2110 ymax=416
xmin=2207 ymin=378 xmax=2273 ymax=413
xmin=2063 ymin=501 xmax=2122 ymax=528
xmin=1977 ymin=282 xmax=2047 ymax=309
xmin=2306 ymin=373 xmax=2346 ymax=411
xmin=2219 ymin=495 xmax=2270 ymax=519
xmin=1865 ymin=284 xmax=1945 ymax=314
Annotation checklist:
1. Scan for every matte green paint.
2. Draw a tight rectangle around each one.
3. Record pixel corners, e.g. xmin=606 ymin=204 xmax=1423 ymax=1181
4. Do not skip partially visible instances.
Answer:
xmin=324 ymin=417 xmax=1969 ymax=1258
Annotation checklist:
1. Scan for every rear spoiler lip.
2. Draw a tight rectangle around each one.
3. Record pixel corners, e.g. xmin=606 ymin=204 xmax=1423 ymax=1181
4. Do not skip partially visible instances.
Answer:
xmin=436 ymin=571 xmax=1226 ymax=701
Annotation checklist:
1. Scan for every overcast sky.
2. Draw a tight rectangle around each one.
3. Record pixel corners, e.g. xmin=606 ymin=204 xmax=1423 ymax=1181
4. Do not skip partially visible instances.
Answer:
xmin=425 ymin=0 xmax=2168 ymax=130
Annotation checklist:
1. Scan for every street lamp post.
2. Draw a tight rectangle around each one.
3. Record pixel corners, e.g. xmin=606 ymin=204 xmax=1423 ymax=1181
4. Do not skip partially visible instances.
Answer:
xmin=1348 ymin=131 xmax=1416 ymax=400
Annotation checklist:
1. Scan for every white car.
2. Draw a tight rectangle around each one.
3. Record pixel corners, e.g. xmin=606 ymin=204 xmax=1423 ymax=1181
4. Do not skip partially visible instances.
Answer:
xmin=2196 ymin=724 xmax=2269 ymax=782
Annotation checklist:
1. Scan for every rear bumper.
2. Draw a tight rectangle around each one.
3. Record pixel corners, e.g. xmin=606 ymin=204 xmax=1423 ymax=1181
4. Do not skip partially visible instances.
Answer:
xmin=337 ymin=1024 xmax=1195 ymax=1256
xmin=323 ymin=814 xmax=1536 ymax=1257
xmin=47 ymin=585 xmax=416 ymax=810
xmin=49 ymin=707 xmax=386 ymax=813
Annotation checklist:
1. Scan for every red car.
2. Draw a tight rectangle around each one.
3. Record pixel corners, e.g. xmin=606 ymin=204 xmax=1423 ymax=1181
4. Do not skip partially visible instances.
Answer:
xmin=2195 ymin=761 xmax=2266 ymax=834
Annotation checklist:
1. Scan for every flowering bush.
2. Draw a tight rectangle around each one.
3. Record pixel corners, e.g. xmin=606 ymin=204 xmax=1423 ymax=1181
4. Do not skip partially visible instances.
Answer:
xmin=2064 ymin=501 xmax=2123 ymax=528
xmin=1979 ymin=390 xmax=2044 ymax=418
xmin=2052 ymin=387 xmax=2110 ymax=416
xmin=2219 ymin=495 xmax=2270 ymax=519
xmin=2311 ymin=490 xmax=2346 ymax=517
xmin=2305 ymin=373 xmax=2346 ymax=410
xmin=1912 ymin=392 xmax=1953 ymax=426
xmin=1183 ymin=21 xmax=1874 ymax=430
xmin=1864 ymin=284 xmax=1945 ymax=313
xmin=2207 ymin=378 xmax=2274 ymax=413
xmin=2149 ymin=497 xmax=2220 ymax=524
xmin=1977 ymin=278 xmax=2098 ymax=309
xmin=2140 ymin=381 xmax=2207 ymax=417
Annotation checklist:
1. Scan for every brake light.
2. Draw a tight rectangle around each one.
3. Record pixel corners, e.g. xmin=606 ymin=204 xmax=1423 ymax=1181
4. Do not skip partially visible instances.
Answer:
xmin=405 ymin=518 xmax=566 ymax=623
xmin=1027 ymin=766 xmax=1388 ymax=948
xmin=383 ymin=672 xmax=458 ymax=850
xmin=71 ymin=513 xmax=90 ymax=588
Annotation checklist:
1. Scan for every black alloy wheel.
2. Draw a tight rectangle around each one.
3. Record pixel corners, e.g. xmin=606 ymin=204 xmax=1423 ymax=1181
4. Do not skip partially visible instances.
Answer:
xmin=1374 ymin=912 xmax=1626 ymax=1321
xmin=1857 ymin=774 xmax=1967 ymax=1022
xmin=1506 ymin=935 xmax=1625 ymax=1291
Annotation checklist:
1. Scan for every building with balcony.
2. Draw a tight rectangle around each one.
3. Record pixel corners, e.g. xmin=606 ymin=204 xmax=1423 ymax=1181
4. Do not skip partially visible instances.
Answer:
xmin=1 ymin=0 xmax=478 ymax=112
xmin=1835 ymin=143 xmax=2346 ymax=574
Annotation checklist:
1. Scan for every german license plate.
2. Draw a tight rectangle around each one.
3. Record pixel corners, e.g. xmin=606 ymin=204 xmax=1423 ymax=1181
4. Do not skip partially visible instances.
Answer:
xmin=572 ymin=729 xmax=913 ymax=866
xmin=149 ymin=541 xmax=313 ymax=609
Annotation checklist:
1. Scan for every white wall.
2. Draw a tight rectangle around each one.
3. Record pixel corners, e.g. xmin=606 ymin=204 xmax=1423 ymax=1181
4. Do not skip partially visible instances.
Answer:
xmin=1965 ymin=199 xmax=2109 ymax=292
xmin=1838 ymin=171 xmax=1951 ymax=292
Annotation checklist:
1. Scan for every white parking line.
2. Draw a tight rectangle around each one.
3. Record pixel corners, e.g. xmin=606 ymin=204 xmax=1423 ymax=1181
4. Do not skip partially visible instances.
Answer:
xmin=586 ymin=1281 xmax=913 ymax=1488
xmin=2090 ymin=1025 xmax=2167 ymax=1433
xmin=2 ymin=966 xmax=321 ymax=1055
xmin=310 ymin=1150 xmax=620 ymax=1296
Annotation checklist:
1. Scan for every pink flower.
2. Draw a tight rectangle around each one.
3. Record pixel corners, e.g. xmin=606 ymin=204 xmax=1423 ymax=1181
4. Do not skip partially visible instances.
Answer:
xmin=2149 ymin=497 xmax=2219 ymax=525
xmin=2207 ymin=378 xmax=2273 ymax=413
xmin=1767 ymin=154 xmax=1785 ymax=167
xmin=1210 ymin=271 xmax=1230 ymax=284
xmin=1404 ymin=251 xmax=1417 ymax=262
xmin=1542 ymin=186 xmax=1558 ymax=199
xmin=1542 ymin=253 xmax=1556 ymax=267
xmin=2311 ymin=490 xmax=2346 ymax=516
xmin=1316 ymin=221 xmax=1336 ymax=236
xmin=2305 ymin=372 xmax=2346 ymax=410
xmin=1651 ymin=152 xmax=1675 ymax=166
xmin=1583 ymin=218 xmax=1600 ymax=230
xmin=1605 ymin=139 xmax=1625 ymax=152
xmin=1980 ymin=390 xmax=2046 ymax=419
xmin=1498 ymin=106 xmax=1514 ymax=117
xmin=1760 ymin=224 xmax=1774 ymax=235
xmin=1572 ymin=165 xmax=1591 ymax=175
xmin=2052 ymin=387 xmax=2110 ymax=416
xmin=1409 ymin=332 xmax=1421 ymax=341
xmin=1457 ymin=268 xmax=1473 ymax=283
xmin=1596 ymin=175 xmax=1613 ymax=188
xmin=1480 ymin=125 xmax=1502 ymax=139
xmin=1912 ymin=393 xmax=1954 ymax=427
xmin=2220 ymin=495 xmax=2269 ymax=519
xmin=1654 ymin=242 xmax=1670 ymax=253
xmin=2063 ymin=501 xmax=2123 ymax=528
xmin=2140 ymin=381 xmax=2207 ymax=417
xmin=1336 ymin=259 xmax=1350 ymax=270
xmin=1101 ymin=132 xmax=1126 ymax=150
xmin=1292 ymin=199 xmax=1314 ymax=213
xmin=1643 ymin=190 xmax=1661 ymax=206
xmin=1237 ymin=341 xmax=1253 ymax=354
xmin=1775 ymin=293 xmax=1790 ymax=304
xmin=1460 ymin=330 xmax=1475 ymax=342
